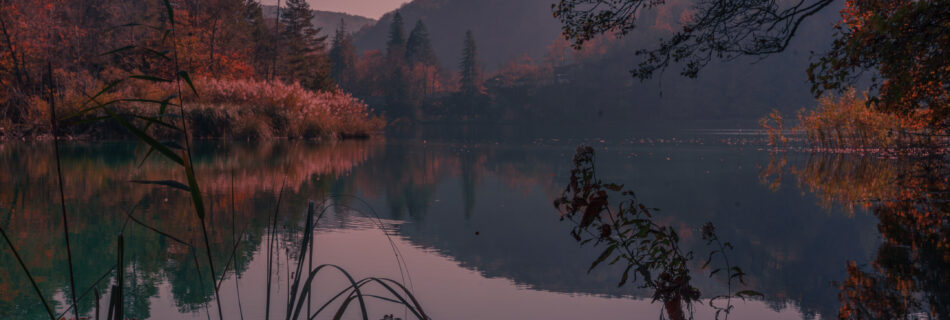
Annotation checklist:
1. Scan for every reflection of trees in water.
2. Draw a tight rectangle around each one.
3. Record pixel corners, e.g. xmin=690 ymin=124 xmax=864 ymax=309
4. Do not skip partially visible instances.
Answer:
xmin=762 ymin=153 xmax=950 ymax=319
xmin=0 ymin=140 xmax=382 ymax=318
xmin=0 ymin=138 xmax=560 ymax=318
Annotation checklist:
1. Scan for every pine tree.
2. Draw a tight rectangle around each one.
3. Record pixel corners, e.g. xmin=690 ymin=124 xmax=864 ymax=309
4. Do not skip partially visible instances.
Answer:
xmin=241 ymin=0 xmax=272 ymax=77
xmin=459 ymin=30 xmax=480 ymax=95
xmin=384 ymin=11 xmax=411 ymax=116
xmin=385 ymin=12 xmax=406 ymax=61
xmin=279 ymin=0 xmax=332 ymax=90
xmin=405 ymin=19 xmax=440 ymax=106
xmin=329 ymin=19 xmax=357 ymax=90
xmin=406 ymin=20 xmax=438 ymax=67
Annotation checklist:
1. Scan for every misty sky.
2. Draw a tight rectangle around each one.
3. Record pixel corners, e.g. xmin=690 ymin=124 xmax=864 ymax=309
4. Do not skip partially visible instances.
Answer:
xmin=259 ymin=0 xmax=408 ymax=19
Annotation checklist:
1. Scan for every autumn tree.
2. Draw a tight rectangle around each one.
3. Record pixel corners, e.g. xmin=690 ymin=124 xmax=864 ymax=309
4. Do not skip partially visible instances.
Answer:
xmin=553 ymin=0 xmax=950 ymax=130
xmin=809 ymin=0 xmax=950 ymax=129
xmin=279 ymin=0 xmax=332 ymax=91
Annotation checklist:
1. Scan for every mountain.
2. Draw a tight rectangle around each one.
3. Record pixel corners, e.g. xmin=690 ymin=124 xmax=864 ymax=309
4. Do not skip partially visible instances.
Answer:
xmin=261 ymin=5 xmax=376 ymax=36
xmin=351 ymin=0 xmax=846 ymax=124
xmin=352 ymin=0 xmax=562 ymax=71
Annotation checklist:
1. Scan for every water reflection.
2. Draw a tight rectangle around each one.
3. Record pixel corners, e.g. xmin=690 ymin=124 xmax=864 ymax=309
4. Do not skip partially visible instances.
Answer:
xmin=0 ymin=137 xmax=911 ymax=319
xmin=0 ymin=140 xmax=383 ymax=319
xmin=762 ymin=152 xmax=950 ymax=319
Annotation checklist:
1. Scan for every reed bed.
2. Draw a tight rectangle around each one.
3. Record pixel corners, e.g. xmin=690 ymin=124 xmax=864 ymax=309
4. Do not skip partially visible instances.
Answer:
xmin=4 ymin=74 xmax=385 ymax=141
xmin=760 ymin=89 xmax=943 ymax=153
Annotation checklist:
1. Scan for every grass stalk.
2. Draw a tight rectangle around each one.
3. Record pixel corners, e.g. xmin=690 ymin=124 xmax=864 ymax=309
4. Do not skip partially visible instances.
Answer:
xmin=46 ymin=62 xmax=81 ymax=320
xmin=159 ymin=1 xmax=224 ymax=318
xmin=94 ymin=287 xmax=100 ymax=320
xmin=0 ymin=226 xmax=55 ymax=320
xmin=266 ymin=181 xmax=287 ymax=320
xmin=231 ymin=171 xmax=246 ymax=320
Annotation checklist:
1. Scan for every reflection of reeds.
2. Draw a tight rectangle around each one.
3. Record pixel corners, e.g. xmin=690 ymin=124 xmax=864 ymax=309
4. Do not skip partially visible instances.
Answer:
xmin=760 ymin=153 xmax=903 ymax=213
xmin=760 ymin=89 xmax=940 ymax=152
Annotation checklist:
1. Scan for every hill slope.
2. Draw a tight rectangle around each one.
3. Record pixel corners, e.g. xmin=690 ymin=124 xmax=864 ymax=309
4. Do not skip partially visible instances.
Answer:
xmin=262 ymin=5 xmax=376 ymax=36
xmin=352 ymin=0 xmax=562 ymax=71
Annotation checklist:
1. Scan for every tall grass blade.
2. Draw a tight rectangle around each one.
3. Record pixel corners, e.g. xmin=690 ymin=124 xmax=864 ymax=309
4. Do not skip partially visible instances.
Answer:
xmin=113 ymin=234 xmax=124 ymax=320
xmin=130 ymin=179 xmax=190 ymax=192
xmin=162 ymin=0 xmax=174 ymax=24
xmin=231 ymin=171 xmax=247 ymax=320
xmin=47 ymin=62 xmax=80 ymax=320
xmin=290 ymin=264 xmax=369 ymax=320
xmin=266 ymin=181 xmax=287 ymax=320
xmin=94 ymin=287 xmax=100 ymax=320
xmin=0 ymin=226 xmax=55 ymax=320
xmin=102 ymin=106 xmax=184 ymax=165
xmin=178 ymin=70 xmax=199 ymax=96
xmin=285 ymin=201 xmax=316 ymax=319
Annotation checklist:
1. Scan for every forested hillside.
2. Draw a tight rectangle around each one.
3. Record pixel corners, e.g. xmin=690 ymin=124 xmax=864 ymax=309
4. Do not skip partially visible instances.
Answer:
xmin=261 ymin=5 xmax=375 ymax=35
xmin=0 ymin=0 xmax=383 ymax=140
xmin=343 ymin=0 xmax=842 ymax=127
xmin=352 ymin=0 xmax=562 ymax=72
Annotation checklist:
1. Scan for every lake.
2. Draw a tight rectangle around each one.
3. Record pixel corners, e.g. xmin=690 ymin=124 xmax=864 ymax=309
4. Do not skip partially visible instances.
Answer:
xmin=1 ymin=128 xmax=944 ymax=319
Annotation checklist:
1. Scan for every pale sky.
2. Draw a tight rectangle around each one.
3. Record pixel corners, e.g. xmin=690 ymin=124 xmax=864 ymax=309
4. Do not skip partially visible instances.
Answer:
xmin=259 ymin=0 xmax=409 ymax=19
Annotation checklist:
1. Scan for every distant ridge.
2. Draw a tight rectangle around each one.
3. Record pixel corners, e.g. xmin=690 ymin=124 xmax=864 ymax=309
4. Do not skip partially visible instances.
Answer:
xmin=352 ymin=0 xmax=562 ymax=72
xmin=262 ymin=5 xmax=376 ymax=36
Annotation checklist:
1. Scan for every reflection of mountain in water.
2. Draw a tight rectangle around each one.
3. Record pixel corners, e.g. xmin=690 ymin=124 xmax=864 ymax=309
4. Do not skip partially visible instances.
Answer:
xmin=341 ymin=140 xmax=881 ymax=318
xmin=2 ymin=137 xmax=914 ymax=319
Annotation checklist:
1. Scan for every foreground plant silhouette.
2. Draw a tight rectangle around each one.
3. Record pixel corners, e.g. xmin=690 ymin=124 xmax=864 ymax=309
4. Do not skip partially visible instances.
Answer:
xmin=0 ymin=1 xmax=422 ymax=319
xmin=555 ymin=146 xmax=760 ymax=320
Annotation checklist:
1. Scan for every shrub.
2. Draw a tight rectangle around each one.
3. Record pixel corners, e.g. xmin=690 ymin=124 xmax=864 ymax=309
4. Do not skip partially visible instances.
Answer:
xmin=2 ymin=75 xmax=385 ymax=140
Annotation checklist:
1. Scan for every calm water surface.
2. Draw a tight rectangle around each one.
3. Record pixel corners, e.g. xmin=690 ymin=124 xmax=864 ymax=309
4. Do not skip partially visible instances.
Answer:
xmin=0 ymin=130 xmax=944 ymax=319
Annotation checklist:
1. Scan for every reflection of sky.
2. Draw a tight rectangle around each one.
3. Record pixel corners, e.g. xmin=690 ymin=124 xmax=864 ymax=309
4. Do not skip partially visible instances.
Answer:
xmin=257 ymin=0 xmax=408 ymax=19
xmin=1 ymin=137 xmax=884 ymax=319
xmin=111 ymin=229 xmax=811 ymax=320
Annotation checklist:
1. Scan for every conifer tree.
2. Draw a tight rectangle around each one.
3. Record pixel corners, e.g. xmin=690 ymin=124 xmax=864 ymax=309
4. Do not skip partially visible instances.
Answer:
xmin=241 ymin=0 xmax=272 ymax=77
xmin=279 ymin=0 xmax=332 ymax=90
xmin=384 ymin=12 xmax=411 ymax=116
xmin=459 ymin=30 xmax=480 ymax=95
xmin=329 ymin=19 xmax=357 ymax=90
xmin=386 ymin=12 xmax=407 ymax=61
xmin=406 ymin=20 xmax=438 ymax=67
xmin=405 ymin=19 xmax=440 ymax=105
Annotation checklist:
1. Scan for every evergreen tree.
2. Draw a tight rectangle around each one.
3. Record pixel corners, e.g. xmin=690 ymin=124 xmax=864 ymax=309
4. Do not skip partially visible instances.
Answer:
xmin=405 ymin=20 xmax=441 ymax=107
xmin=406 ymin=20 xmax=438 ymax=67
xmin=385 ymin=12 xmax=407 ymax=61
xmin=384 ymin=11 xmax=411 ymax=116
xmin=279 ymin=0 xmax=332 ymax=90
xmin=459 ymin=30 xmax=480 ymax=95
xmin=241 ymin=0 xmax=272 ymax=77
xmin=329 ymin=19 xmax=357 ymax=90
